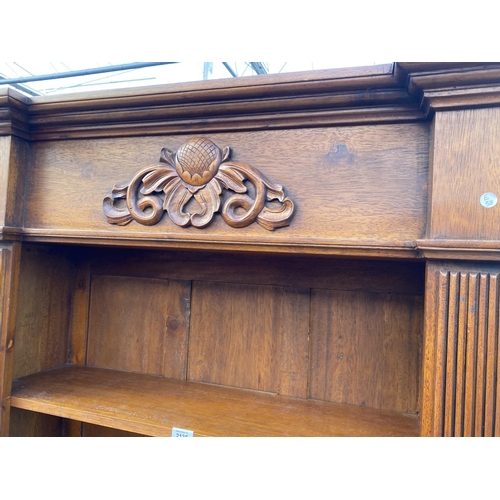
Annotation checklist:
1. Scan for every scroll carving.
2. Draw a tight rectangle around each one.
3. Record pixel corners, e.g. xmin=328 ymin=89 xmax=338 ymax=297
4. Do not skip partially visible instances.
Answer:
xmin=103 ymin=137 xmax=295 ymax=230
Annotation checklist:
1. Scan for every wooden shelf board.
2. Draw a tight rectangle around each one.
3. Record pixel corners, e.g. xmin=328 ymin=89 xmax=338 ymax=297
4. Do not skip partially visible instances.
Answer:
xmin=11 ymin=365 xmax=420 ymax=437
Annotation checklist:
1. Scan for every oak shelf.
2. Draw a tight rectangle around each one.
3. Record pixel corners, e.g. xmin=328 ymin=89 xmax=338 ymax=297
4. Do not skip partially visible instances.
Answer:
xmin=10 ymin=365 xmax=419 ymax=437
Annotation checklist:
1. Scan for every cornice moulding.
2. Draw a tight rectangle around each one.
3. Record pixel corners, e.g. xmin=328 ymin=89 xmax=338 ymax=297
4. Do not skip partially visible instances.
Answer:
xmin=0 ymin=88 xmax=30 ymax=139
xmin=1 ymin=63 xmax=500 ymax=140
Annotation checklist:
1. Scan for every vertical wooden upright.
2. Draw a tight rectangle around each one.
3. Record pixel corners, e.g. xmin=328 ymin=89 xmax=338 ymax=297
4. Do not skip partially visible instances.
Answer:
xmin=0 ymin=133 xmax=25 ymax=435
xmin=0 ymin=243 xmax=20 ymax=435
xmin=421 ymin=107 xmax=500 ymax=436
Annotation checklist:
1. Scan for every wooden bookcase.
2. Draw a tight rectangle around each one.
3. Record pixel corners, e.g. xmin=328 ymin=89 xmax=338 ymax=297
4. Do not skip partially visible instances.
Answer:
xmin=1 ymin=62 xmax=500 ymax=437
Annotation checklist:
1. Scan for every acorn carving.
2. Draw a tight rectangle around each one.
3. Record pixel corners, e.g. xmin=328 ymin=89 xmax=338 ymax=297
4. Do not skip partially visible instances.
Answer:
xmin=104 ymin=137 xmax=295 ymax=230
xmin=175 ymin=137 xmax=221 ymax=187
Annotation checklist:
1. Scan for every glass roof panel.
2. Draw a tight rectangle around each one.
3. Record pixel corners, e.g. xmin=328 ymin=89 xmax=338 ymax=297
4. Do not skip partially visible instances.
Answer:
xmin=0 ymin=62 xmax=386 ymax=96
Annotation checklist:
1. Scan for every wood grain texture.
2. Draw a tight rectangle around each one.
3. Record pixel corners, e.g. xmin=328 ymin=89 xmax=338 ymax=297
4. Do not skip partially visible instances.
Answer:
xmin=423 ymin=86 xmax=500 ymax=115
xmin=27 ymin=64 xmax=395 ymax=110
xmin=0 ymin=87 xmax=30 ymax=140
xmin=309 ymin=289 xmax=422 ymax=413
xmin=0 ymin=243 xmax=21 ymax=435
xmin=11 ymin=365 xmax=420 ymax=437
xmin=9 ymin=245 xmax=71 ymax=437
xmin=0 ymin=137 xmax=12 ymax=227
xmin=429 ymin=108 xmax=500 ymax=240
xmin=417 ymin=239 xmax=500 ymax=261
xmin=187 ymin=282 xmax=310 ymax=397
xmin=278 ymin=288 xmax=311 ymax=398
xmin=0 ymin=136 xmax=28 ymax=231
xmin=161 ymin=279 xmax=191 ymax=380
xmin=13 ymin=245 xmax=74 ymax=380
xmin=87 ymin=275 xmax=191 ymax=379
xmin=24 ymin=125 xmax=429 ymax=254
xmin=68 ymin=259 xmax=90 ymax=365
xmin=89 ymin=248 xmax=425 ymax=296
xmin=402 ymin=63 xmax=500 ymax=113
xmin=422 ymin=262 xmax=500 ymax=436
xmin=21 ymin=233 xmax=423 ymax=259
xmin=23 ymin=65 xmax=420 ymax=139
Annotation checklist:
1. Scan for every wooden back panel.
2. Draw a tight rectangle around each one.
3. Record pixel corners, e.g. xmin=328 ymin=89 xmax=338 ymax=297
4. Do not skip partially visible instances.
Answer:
xmin=188 ymin=282 xmax=310 ymax=397
xmin=81 ymin=248 xmax=424 ymax=414
xmin=310 ymin=290 xmax=422 ymax=413
xmin=10 ymin=244 xmax=424 ymax=436
xmin=87 ymin=275 xmax=190 ymax=379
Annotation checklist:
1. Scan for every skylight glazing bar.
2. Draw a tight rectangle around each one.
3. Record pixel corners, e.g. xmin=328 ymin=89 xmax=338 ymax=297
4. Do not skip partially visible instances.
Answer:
xmin=0 ymin=62 xmax=177 ymax=85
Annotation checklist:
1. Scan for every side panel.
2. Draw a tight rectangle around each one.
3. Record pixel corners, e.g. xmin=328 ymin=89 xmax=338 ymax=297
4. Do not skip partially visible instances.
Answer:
xmin=9 ymin=245 xmax=75 ymax=437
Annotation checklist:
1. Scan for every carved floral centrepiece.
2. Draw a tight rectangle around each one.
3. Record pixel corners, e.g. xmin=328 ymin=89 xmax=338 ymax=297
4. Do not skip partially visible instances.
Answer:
xmin=103 ymin=137 xmax=295 ymax=230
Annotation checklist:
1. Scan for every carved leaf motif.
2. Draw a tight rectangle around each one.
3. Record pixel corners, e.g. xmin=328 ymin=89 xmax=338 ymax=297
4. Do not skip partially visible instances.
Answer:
xmin=112 ymin=180 xmax=130 ymax=196
xmin=257 ymin=198 xmax=295 ymax=230
xmin=219 ymin=161 xmax=293 ymax=230
xmin=103 ymin=192 xmax=133 ymax=225
xmin=191 ymin=179 xmax=222 ymax=228
xmin=217 ymin=165 xmax=247 ymax=193
xmin=124 ymin=166 xmax=165 ymax=226
xmin=221 ymin=146 xmax=231 ymax=162
xmin=103 ymin=138 xmax=295 ymax=230
xmin=160 ymin=147 xmax=176 ymax=166
xmin=141 ymin=166 xmax=178 ymax=194
xmin=134 ymin=194 xmax=164 ymax=226
xmin=164 ymin=180 xmax=192 ymax=227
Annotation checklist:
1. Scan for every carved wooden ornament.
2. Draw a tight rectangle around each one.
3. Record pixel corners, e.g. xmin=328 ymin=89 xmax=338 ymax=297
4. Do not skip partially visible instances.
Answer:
xmin=103 ymin=137 xmax=295 ymax=230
